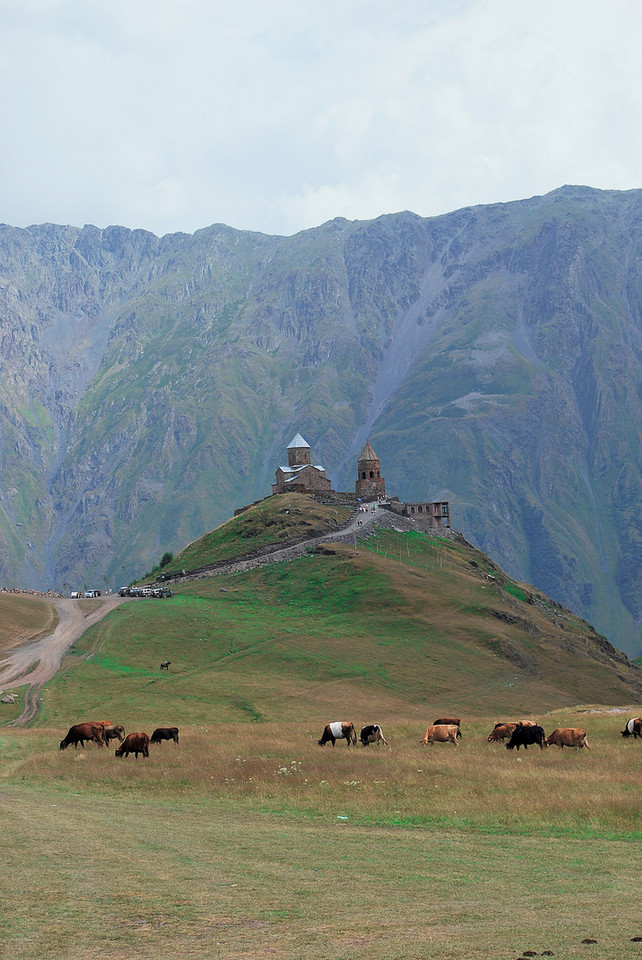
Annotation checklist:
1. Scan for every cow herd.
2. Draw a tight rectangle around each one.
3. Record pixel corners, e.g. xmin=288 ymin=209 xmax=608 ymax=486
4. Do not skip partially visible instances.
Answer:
xmin=58 ymin=715 xmax=641 ymax=758
xmin=317 ymin=716 xmax=642 ymax=751
xmin=59 ymin=721 xmax=179 ymax=758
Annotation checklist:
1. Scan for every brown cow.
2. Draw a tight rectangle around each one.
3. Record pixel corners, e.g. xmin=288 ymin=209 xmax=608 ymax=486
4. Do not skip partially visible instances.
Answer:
xmin=545 ymin=727 xmax=589 ymax=749
xmin=488 ymin=722 xmax=518 ymax=743
xmin=419 ymin=724 xmax=459 ymax=746
xmin=621 ymin=717 xmax=642 ymax=739
xmin=95 ymin=721 xmax=125 ymax=745
xmin=317 ymin=721 xmax=356 ymax=747
xmin=150 ymin=726 xmax=179 ymax=745
xmin=59 ymin=722 xmax=105 ymax=750
xmin=115 ymin=732 xmax=150 ymax=759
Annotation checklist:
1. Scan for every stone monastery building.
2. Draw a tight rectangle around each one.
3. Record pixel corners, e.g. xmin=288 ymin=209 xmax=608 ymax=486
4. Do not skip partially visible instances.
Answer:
xmin=272 ymin=433 xmax=332 ymax=495
xmin=272 ymin=432 xmax=449 ymax=528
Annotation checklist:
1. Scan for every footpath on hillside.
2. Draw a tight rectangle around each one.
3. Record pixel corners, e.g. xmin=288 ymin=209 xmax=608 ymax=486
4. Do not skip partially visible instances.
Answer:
xmin=164 ymin=503 xmax=459 ymax=584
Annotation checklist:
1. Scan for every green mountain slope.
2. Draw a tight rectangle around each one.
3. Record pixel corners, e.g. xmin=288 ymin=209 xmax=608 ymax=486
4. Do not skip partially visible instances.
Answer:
xmin=33 ymin=498 xmax=642 ymax=728
xmin=0 ymin=187 xmax=641 ymax=655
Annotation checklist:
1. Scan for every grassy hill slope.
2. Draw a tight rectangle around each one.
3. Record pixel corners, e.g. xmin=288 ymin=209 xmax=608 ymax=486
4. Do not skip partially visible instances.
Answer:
xmin=32 ymin=497 xmax=641 ymax=729
xmin=157 ymin=492 xmax=353 ymax=575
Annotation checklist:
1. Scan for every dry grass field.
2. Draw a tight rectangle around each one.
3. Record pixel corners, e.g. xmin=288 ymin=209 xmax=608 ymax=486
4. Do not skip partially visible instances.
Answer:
xmin=0 ymin=593 xmax=58 ymax=656
xmin=1 ymin=715 xmax=641 ymax=960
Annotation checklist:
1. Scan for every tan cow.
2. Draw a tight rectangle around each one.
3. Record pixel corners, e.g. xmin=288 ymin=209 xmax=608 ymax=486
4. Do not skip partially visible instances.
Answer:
xmin=419 ymin=723 xmax=459 ymax=746
xmin=545 ymin=727 xmax=589 ymax=749
xmin=434 ymin=717 xmax=462 ymax=738
xmin=488 ymin=722 xmax=518 ymax=743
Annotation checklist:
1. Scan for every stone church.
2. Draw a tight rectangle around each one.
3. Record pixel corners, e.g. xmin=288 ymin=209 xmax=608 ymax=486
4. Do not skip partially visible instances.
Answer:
xmin=272 ymin=433 xmax=333 ymax=495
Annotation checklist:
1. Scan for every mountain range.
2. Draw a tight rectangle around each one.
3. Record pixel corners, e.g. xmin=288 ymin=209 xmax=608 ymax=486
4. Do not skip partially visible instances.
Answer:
xmin=0 ymin=185 xmax=640 ymax=655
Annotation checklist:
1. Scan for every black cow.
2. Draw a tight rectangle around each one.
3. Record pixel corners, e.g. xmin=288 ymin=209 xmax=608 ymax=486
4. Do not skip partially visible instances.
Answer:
xmin=150 ymin=726 xmax=179 ymax=745
xmin=506 ymin=723 xmax=546 ymax=750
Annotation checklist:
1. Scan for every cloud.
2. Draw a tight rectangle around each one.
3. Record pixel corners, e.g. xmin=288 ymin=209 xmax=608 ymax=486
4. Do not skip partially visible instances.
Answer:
xmin=0 ymin=0 xmax=641 ymax=235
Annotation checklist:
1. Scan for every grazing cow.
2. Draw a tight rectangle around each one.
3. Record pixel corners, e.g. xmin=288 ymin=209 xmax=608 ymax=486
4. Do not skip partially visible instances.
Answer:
xmin=160 ymin=660 xmax=171 ymax=671
xmin=317 ymin=721 xmax=357 ymax=747
xmin=621 ymin=717 xmax=642 ymax=739
xmin=150 ymin=726 xmax=179 ymax=745
xmin=115 ymin=732 xmax=150 ymax=759
xmin=506 ymin=723 xmax=545 ymax=750
xmin=419 ymin=723 xmax=459 ymax=746
xmin=545 ymin=727 xmax=589 ymax=749
xmin=518 ymin=720 xmax=539 ymax=727
xmin=59 ymin=722 xmax=105 ymax=750
xmin=95 ymin=721 xmax=125 ymax=745
xmin=488 ymin=722 xmax=518 ymax=743
xmin=433 ymin=717 xmax=462 ymax=738
xmin=359 ymin=724 xmax=388 ymax=747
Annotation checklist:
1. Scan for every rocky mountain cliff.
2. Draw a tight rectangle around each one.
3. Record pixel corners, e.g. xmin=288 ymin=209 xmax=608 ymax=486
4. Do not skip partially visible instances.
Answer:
xmin=0 ymin=186 xmax=641 ymax=655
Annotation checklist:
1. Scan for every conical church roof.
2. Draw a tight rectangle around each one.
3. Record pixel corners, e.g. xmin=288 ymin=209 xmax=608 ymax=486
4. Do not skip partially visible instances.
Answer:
xmin=287 ymin=432 xmax=310 ymax=449
xmin=358 ymin=440 xmax=378 ymax=462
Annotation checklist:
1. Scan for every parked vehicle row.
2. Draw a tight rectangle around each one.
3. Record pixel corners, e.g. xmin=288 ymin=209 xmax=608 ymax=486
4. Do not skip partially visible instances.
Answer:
xmin=118 ymin=586 xmax=173 ymax=598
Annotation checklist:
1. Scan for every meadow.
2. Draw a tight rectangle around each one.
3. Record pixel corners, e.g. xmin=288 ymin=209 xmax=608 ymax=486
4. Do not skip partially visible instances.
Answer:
xmin=1 ymin=715 xmax=642 ymax=960
xmin=2 ymin=508 xmax=642 ymax=959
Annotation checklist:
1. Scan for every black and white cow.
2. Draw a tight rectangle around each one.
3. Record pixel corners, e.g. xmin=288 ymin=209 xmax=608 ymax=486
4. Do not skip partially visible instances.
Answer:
xmin=621 ymin=717 xmax=642 ymax=739
xmin=317 ymin=721 xmax=357 ymax=747
xmin=359 ymin=724 xmax=388 ymax=747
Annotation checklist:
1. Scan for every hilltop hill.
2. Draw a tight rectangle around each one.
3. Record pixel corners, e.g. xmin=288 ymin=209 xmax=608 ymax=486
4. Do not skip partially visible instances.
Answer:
xmin=28 ymin=496 xmax=641 ymax=729
xmin=0 ymin=186 xmax=641 ymax=655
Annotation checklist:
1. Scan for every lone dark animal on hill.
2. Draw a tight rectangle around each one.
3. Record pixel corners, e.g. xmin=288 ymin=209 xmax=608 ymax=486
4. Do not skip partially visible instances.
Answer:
xmin=59 ymin=722 xmax=105 ymax=750
xmin=488 ymin=722 xmax=518 ymax=743
xmin=433 ymin=717 xmax=462 ymax=738
xmin=150 ymin=726 xmax=179 ymax=745
xmin=359 ymin=724 xmax=388 ymax=746
xmin=506 ymin=723 xmax=546 ymax=750
xmin=160 ymin=660 xmax=171 ymax=671
xmin=115 ymin=732 xmax=150 ymax=759
xmin=621 ymin=717 xmax=642 ymax=739
xmin=419 ymin=724 xmax=459 ymax=746
xmin=545 ymin=727 xmax=589 ymax=749
xmin=318 ymin=721 xmax=356 ymax=747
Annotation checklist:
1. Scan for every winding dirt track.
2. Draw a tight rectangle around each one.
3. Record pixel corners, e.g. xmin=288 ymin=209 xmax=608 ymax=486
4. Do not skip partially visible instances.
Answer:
xmin=0 ymin=596 xmax=124 ymax=726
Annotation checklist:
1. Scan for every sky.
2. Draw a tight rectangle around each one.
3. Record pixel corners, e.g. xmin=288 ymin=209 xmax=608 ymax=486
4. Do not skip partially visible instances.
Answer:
xmin=1 ymin=0 xmax=641 ymax=238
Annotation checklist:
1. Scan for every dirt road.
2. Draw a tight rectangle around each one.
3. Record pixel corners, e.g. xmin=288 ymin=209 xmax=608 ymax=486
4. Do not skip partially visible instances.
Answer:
xmin=0 ymin=595 xmax=124 ymax=726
